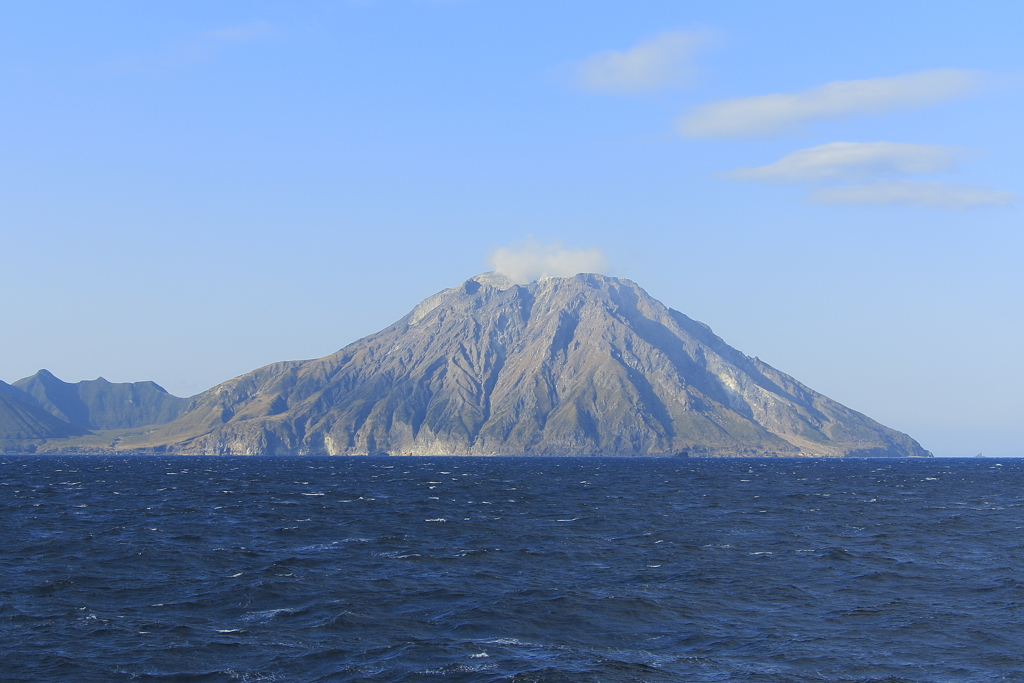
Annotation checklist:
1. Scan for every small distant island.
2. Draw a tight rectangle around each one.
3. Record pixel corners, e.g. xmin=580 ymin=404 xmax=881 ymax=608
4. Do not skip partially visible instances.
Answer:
xmin=1 ymin=273 xmax=931 ymax=457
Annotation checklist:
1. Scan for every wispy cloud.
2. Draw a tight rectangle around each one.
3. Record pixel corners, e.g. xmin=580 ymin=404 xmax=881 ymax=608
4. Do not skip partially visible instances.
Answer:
xmin=570 ymin=29 xmax=713 ymax=94
xmin=202 ymin=21 xmax=277 ymax=44
xmin=725 ymin=141 xmax=1014 ymax=209
xmin=679 ymin=69 xmax=982 ymax=138
xmin=489 ymin=239 xmax=610 ymax=284
xmin=726 ymin=142 xmax=961 ymax=183
xmin=166 ymin=20 xmax=277 ymax=67
xmin=105 ymin=20 xmax=277 ymax=73
xmin=810 ymin=181 xmax=1016 ymax=209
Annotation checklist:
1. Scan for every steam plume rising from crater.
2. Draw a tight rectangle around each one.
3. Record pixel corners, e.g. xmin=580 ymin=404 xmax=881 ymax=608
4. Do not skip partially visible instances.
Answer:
xmin=488 ymin=239 xmax=610 ymax=284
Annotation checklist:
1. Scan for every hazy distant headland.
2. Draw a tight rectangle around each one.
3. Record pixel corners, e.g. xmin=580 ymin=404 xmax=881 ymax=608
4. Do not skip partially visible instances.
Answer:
xmin=0 ymin=273 xmax=930 ymax=457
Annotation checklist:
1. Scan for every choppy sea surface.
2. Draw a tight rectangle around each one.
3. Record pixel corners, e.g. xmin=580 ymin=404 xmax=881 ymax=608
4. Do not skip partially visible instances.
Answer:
xmin=1 ymin=456 xmax=1022 ymax=682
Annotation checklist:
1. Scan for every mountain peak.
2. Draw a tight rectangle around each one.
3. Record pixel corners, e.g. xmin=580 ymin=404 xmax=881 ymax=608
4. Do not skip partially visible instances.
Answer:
xmin=130 ymin=273 xmax=929 ymax=457
xmin=11 ymin=370 xmax=191 ymax=431
xmin=469 ymin=271 xmax=518 ymax=289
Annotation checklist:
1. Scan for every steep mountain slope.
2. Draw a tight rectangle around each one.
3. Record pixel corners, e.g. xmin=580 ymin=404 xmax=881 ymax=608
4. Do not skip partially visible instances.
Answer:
xmin=0 ymin=379 xmax=35 ymax=405
xmin=13 ymin=370 xmax=192 ymax=430
xmin=136 ymin=273 xmax=929 ymax=457
xmin=0 ymin=392 xmax=90 ymax=442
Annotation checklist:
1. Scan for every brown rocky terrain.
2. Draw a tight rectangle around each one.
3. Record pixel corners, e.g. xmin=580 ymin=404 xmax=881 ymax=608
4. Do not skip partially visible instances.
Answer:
xmin=101 ymin=272 xmax=930 ymax=457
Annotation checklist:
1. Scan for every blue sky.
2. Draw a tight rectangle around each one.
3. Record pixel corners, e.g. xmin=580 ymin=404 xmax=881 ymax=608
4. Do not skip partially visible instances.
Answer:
xmin=2 ymin=1 xmax=1021 ymax=456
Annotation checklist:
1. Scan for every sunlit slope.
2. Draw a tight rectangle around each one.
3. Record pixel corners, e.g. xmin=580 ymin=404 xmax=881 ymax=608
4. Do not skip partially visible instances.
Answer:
xmin=129 ymin=273 xmax=930 ymax=457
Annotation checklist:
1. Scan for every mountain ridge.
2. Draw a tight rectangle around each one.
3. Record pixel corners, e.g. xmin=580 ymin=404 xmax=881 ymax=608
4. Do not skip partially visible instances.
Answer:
xmin=122 ymin=273 xmax=930 ymax=457
xmin=12 ymin=370 xmax=194 ymax=430
xmin=0 ymin=389 xmax=91 ymax=442
xmin=3 ymin=273 xmax=931 ymax=457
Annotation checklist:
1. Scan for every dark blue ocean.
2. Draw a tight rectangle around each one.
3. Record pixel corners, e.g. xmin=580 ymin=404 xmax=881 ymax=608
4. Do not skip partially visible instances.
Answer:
xmin=1 ymin=456 xmax=1022 ymax=682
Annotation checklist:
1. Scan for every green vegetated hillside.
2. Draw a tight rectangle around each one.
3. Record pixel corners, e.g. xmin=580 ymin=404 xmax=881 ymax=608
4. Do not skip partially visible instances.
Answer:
xmin=12 ymin=370 xmax=193 ymax=430
xmin=0 ymin=379 xmax=34 ymax=405
xmin=6 ymin=273 xmax=932 ymax=457
xmin=0 ymin=390 xmax=89 ymax=444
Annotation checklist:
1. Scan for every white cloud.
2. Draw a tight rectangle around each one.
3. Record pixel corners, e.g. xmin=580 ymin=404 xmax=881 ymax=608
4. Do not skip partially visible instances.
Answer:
xmin=105 ymin=21 xmax=278 ymax=73
xmin=489 ymin=239 xmax=610 ymax=284
xmin=810 ymin=180 xmax=1017 ymax=210
xmin=679 ymin=69 xmax=982 ymax=138
xmin=727 ymin=142 xmax=960 ymax=183
xmin=203 ymin=20 xmax=277 ymax=44
xmin=572 ymin=29 xmax=712 ymax=94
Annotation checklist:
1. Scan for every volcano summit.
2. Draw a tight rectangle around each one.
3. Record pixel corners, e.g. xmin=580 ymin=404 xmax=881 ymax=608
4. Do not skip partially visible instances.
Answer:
xmin=3 ymin=273 xmax=930 ymax=457
xmin=0 ymin=272 xmax=923 ymax=457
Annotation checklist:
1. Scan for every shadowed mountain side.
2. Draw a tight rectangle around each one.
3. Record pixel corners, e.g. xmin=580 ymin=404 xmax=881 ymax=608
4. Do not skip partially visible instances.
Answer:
xmin=129 ymin=273 xmax=929 ymax=457
xmin=0 ymin=392 xmax=90 ymax=442
xmin=12 ymin=370 xmax=194 ymax=430
xmin=0 ymin=379 xmax=35 ymax=406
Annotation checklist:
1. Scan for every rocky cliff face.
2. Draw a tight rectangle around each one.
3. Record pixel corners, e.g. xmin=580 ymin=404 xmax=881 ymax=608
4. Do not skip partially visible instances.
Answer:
xmin=141 ymin=273 xmax=930 ymax=457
